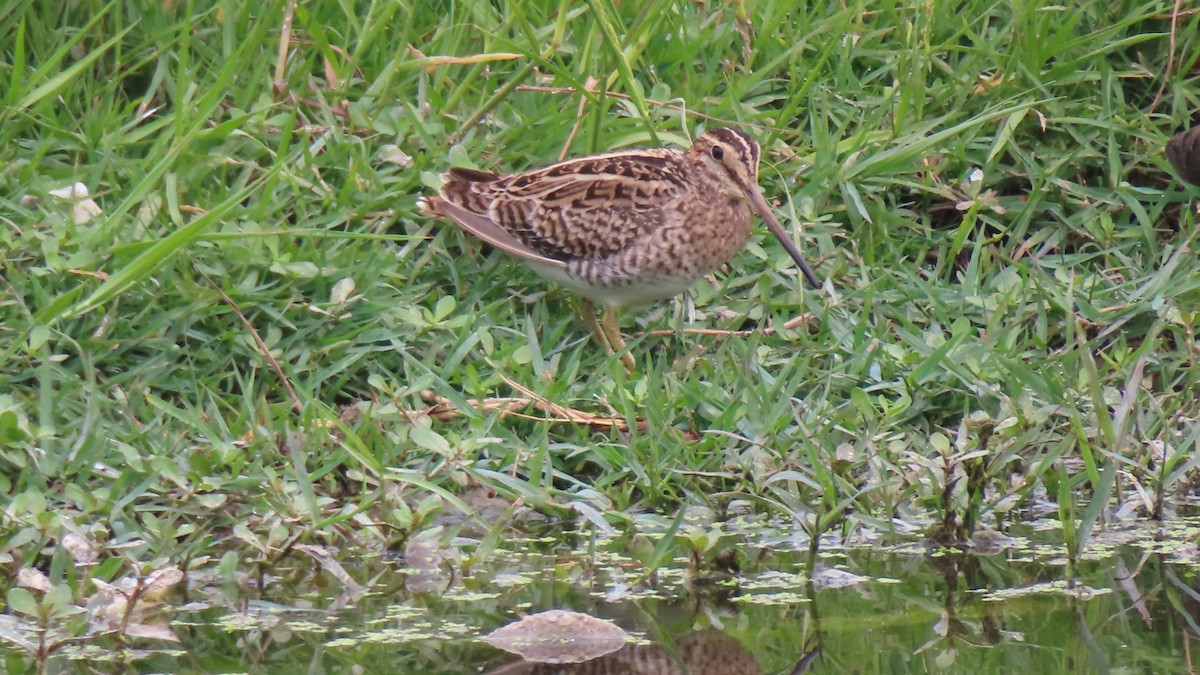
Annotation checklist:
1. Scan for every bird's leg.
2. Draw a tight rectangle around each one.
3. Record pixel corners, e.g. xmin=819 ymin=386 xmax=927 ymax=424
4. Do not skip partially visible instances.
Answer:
xmin=600 ymin=305 xmax=636 ymax=372
xmin=579 ymin=299 xmax=635 ymax=372
xmin=579 ymin=298 xmax=611 ymax=353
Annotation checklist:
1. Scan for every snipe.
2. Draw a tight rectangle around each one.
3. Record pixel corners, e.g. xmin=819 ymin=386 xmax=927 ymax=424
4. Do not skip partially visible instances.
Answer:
xmin=420 ymin=127 xmax=822 ymax=370
xmin=1167 ymin=126 xmax=1200 ymax=187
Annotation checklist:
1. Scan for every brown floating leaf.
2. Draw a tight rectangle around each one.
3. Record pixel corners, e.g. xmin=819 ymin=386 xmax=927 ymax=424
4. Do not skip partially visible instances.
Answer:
xmin=87 ymin=567 xmax=184 ymax=641
xmin=295 ymin=544 xmax=365 ymax=609
xmin=483 ymin=628 xmax=763 ymax=675
xmin=123 ymin=619 xmax=180 ymax=643
xmin=483 ymin=610 xmax=629 ymax=664
xmin=810 ymin=567 xmax=869 ymax=590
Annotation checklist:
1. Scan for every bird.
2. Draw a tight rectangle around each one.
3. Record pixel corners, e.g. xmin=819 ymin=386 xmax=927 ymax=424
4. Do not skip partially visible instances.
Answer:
xmin=1166 ymin=125 xmax=1200 ymax=187
xmin=419 ymin=127 xmax=822 ymax=371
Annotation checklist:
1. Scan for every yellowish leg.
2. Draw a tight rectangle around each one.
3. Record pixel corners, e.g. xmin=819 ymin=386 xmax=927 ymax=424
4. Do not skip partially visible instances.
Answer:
xmin=579 ymin=299 xmax=611 ymax=353
xmin=578 ymin=299 xmax=636 ymax=372
xmin=600 ymin=305 xmax=637 ymax=373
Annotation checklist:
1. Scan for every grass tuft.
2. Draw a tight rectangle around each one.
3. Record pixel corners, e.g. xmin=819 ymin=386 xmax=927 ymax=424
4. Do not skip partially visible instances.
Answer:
xmin=0 ymin=0 xmax=1198 ymax=639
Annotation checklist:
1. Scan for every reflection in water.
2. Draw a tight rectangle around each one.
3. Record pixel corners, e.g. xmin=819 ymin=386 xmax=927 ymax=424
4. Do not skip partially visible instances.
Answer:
xmin=486 ymin=628 xmax=801 ymax=675
xmin=6 ymin=519 xmax=1197 ymax=672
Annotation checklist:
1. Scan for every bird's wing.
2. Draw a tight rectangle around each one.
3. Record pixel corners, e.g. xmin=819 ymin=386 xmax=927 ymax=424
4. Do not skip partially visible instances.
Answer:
xmin=422 ymin=195 xmax=566 ymax=268
xmin=436 ymin=153 xmax=687 ymax=262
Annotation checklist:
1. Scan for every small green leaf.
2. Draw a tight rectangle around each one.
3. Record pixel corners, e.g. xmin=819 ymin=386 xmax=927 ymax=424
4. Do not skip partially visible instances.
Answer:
xmin=433 ymin=295 xmax=456 ymax=322
xmin=44 ymin=586 xmax=77 ymax=617
xmin=270 ymin=261 xmax=319 ymax=279
xmin=27 ymin=324 xmax=50 ymax=351
xmin=0 ymin=410 xmax=28 ymax=444
xmin=7 ymin=587 xmax=39 ymax=618
xmin=411 ymin=426 xmax=453 ymax=457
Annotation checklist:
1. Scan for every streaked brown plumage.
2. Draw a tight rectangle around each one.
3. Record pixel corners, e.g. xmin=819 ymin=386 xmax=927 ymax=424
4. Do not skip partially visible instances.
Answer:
xmin=420 ymin=127 xmax=822 ymax=370
xmin=1166 ymin=126 xmax=1200 ymax=187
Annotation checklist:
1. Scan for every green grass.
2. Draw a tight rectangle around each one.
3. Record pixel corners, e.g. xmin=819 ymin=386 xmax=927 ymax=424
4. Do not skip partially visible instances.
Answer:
xmin=1 ymin=0 xmax=1199 ymax=607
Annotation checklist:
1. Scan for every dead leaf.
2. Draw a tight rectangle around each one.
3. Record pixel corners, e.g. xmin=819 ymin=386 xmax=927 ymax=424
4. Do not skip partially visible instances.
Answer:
xmin=294 ymin=544 xmax=365 ymax=608
xmin=62 ymin=532 xmax=98 ymax=565
xmin=379 ymin=144 xmax=413 ymax=168
xmin=48 ymin=182 xmax=103 ymax=224
xmin=17 ymin=568 xmax=52 ymax=593
xmin=141 ymin=567 xmax=185 ymax=598
xmin=123 ymin=619 xmax=181 ymax=643
xmin=415 ymin=381 xmax=643 ymax=432
xmin=811 ymin=567 xmax=868 ymax=590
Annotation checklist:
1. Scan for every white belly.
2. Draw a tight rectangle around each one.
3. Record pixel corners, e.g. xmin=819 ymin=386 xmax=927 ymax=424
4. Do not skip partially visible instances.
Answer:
xmin=524 ymin=260 xmax=697 ymax=309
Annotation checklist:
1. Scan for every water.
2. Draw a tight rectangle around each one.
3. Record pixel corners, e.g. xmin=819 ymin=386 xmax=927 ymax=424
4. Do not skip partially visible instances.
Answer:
xmin=5 ymin=517 xmax=1198 ymax=673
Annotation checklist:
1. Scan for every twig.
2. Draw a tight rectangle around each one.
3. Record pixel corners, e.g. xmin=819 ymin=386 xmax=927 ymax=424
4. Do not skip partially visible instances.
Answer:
xmin=196 ymin=266 xmax=304 ymax=412
xmin=558 ymin=77 xmax=599 ymax=161
xmin=415 ymin=380 xmax=644 ymax=432
xmin=515 ymin=85 xmax=771 ymax=131
xmin=636 ymin=313 xmax=815 ymax=338
xmin=1148 ymin=0 xmax=1191 ymax=114
xmin=273 ymin=0 xmax=298 ymax=94
xmin=448 ymin=63 xmax=537 ymax=145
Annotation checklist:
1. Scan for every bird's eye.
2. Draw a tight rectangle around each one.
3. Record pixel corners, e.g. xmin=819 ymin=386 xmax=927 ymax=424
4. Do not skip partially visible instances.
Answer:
xmin=710 ymin=145 xmax=724 ymax=161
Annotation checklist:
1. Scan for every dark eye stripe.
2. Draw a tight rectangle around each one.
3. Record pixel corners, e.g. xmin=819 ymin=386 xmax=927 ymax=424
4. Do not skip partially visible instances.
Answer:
xmin=710 ymin=127 xmax=759 ymax=170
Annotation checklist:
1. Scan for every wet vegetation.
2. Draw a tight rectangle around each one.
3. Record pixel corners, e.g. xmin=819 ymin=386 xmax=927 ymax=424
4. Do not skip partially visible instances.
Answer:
xmin=1 ymin=0 xmax=1199 ymax=672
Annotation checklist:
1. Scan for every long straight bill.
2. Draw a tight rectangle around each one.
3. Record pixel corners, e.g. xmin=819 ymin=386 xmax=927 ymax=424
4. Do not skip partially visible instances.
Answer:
xmin=748 ymin=188 xmax=823 ymax=289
